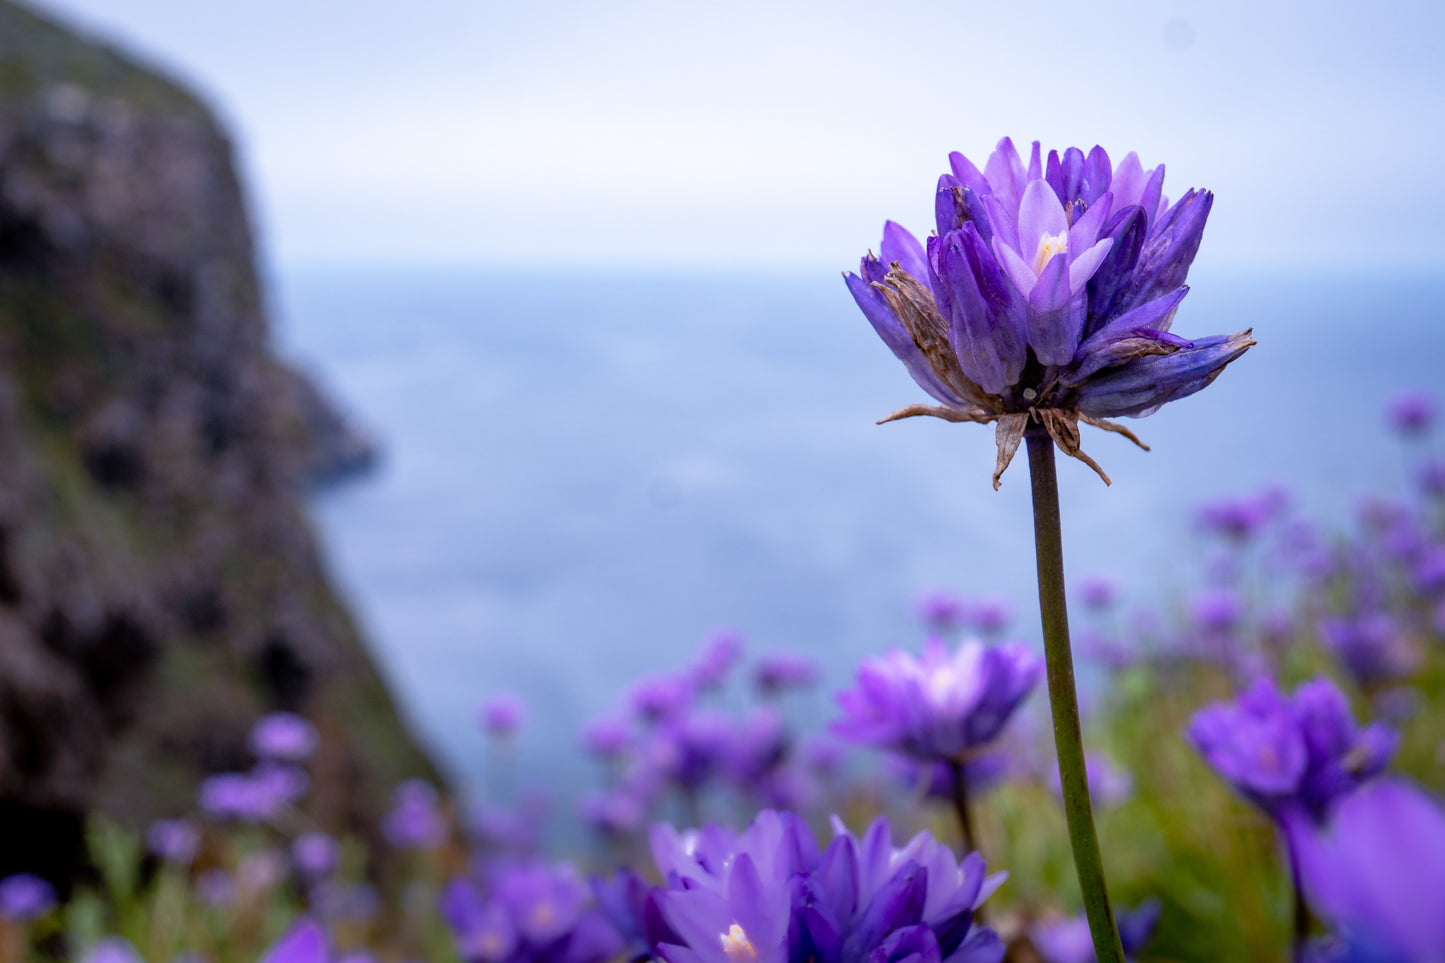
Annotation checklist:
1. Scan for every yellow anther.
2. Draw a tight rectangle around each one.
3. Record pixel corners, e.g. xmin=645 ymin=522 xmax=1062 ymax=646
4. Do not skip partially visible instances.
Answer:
xmin=1032 ymin=231 xmax=1069 ymax=274
xmin=720 ymin=923 xmax=759 ymax=962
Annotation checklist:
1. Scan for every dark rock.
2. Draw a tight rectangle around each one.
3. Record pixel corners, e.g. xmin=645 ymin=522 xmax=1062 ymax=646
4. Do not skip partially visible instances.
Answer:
xmin=0 ymin=0 xmax=438 ymax=879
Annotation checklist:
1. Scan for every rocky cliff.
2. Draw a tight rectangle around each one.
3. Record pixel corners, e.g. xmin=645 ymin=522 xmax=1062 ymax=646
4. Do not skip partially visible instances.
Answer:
xmin=0 ymin=0 xmax=435 ymax=880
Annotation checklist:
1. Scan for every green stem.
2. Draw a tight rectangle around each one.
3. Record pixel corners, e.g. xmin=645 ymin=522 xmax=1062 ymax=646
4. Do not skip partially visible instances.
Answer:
xmin=947 ymin=759 xmax=977 ymax=856
xmin=1025 ymin=426 xmax=1126 ymax=963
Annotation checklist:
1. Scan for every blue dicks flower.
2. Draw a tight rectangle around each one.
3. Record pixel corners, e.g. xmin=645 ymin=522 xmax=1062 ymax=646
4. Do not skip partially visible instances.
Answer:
xmin=1188 ymin=676 xmax=1397 ymax=823
xmin=646 ymin=810 xmax=1005 ymax=963
xmin=832 ymin=638 xmax=1041 ymax=764
xmin=0 ymin=873 xmax=56 ymax=921
xmin=250 ymin=712 xmax=319 ymax=763
xmin=1284 ymin=779 xmax=1445 ymax=963
xmin=846 ymin=138 xmax=1254 ymax=487
xmin=1030 ymin=900 xmax=1160 ymax=963
xmin=442 ymin=861 xmax=622 ymax=963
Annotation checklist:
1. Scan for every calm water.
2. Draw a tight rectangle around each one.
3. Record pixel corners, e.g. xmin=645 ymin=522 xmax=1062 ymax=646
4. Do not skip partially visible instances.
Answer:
xmin=270 ymin=265 xmax=1445 ymax=802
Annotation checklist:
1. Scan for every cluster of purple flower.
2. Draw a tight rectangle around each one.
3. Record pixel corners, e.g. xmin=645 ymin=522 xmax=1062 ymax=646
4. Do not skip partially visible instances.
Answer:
xmin=196 ymin=712 xmax=318 ymax=823
xmin=634 ymin=810 xmax=1006 ymax=963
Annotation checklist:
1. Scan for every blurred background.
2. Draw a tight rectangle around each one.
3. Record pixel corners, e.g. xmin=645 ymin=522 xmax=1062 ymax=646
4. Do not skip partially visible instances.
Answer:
xmin=12 ymin=0 xmax=1443 ymax=808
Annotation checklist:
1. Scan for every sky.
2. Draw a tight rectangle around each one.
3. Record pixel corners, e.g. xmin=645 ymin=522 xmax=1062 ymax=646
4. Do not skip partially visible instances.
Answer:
xmin=31 ymin=0 xmax=1445 ymax=271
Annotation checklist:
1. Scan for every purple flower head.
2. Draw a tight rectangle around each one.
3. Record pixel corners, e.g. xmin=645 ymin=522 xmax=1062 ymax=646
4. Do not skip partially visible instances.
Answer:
xmin=915 ymin=590 xmax=967 ymax=633
xmin=443 ymin=861 xmax=622 ymax=963
xmin=581 ymin=714 xmax=632 ymax=760
xmin=690 ymin=630 xmax=745 ymax=692
xmin=833 ymin=638 xmax=1042 ymax=763
xmin=894 ymin=753 xmax=1010 ymax=803
xmin=198 ymin=770 xmax=290 ymax=822
xmin=579 ymin=788 xmax=647 ymax=839
xmin=1198 ymin=488 xmax=1287 ymax=542
xmin=629 ymin=672 xmax=695 ymax=724
xmin=725 ymin=706 xmax=789 ymax=789
xmin=963 ymin=598 xmax=1014 ymax=637
xmin=648 ymin=810 xmax=1005 ymax=963
xmin=1189 ymin=588 xmax=1244 ymax=635
xmin=1188 ymin=676 xmax=1397 ymax=822
xmin=800 ymin=734 xmax=848 ymax=777
xmin=1385 ymin=389 xmax=1436 ymax=436
xmin=196 ymin=869 xmax=234 ymax=908
xmin=847 ymin=138 xmax=1252 ymax=488
xmin=146 ymin=818 xmax=200 ymax=865
xmin=292 ymin=832 xmax=340 ymax=880
xmin=383 ymin=779 xmax=447 ymax=849
xmin=260 ymin=918 xmax=329 ymax=963
xmin=1285 ymin=779 xmax=1445 ymax=963
xmin=249 ymin=712 xmax=319 ymax=763
xmin=1413 ymin=545 xmax=1445 ymax=597
xmin=81 ymin=939 xmax=145 ymax=963
xmin=754 ymin=652 xmax=821 ymax=696
xmin=480 ymin=693 xmax=526 ymax=738
xmin=0 ymin=873 xmax=56 ymax=921
xmin=1318 ymin=612 xmax=1420 ymax=688
xmin=1077 ymin=575 xmax=1119 ymax=611
xmin=1030 ymin=900 xmax=1159 ymax=963
xmin=593 ymin=869 xmax=682 ymax=963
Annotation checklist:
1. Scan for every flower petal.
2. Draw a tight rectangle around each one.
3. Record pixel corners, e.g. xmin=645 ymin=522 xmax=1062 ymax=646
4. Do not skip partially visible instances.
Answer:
xmin=989 ymin=236 xmax=1035 ymax=297
xmin=1076 ymin=330 xmax=1255 ymax=418
xmin=1067 ymin=237 xmax=1113 ymax=294
xmin=1026 ymin=251 xmax=1071 ymax=314
xmin=948 ymin=151 xmax=990 ymax=196
xmin=983 ymin=137 xmax=1026 ymax=215
xmin=1067 ymin=192 xmax=1113 ymax=254
xmin=844 ymin=272 xmax=966 ymax=408
xmin=881 ymin=221 xmax=929 ymax=291
xmin=1016 ymin=180 xmax=1068 ymax=258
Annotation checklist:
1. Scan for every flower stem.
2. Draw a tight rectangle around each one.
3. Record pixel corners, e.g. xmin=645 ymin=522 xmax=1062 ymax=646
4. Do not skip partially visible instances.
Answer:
xmin=947 ymin=759 xmax=977 ymax=855
xmin=1025 ymin=427 xmax=1126 ymax=963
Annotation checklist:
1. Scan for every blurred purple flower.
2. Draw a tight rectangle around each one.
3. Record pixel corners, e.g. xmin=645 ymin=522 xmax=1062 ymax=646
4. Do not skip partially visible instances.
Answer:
xmin=581 ymin=715 xmax=632 ymax=761
xmin=579 ymin=789 xmax=647 ymax=839
xmin=1189 ymin=588 xmax=1244 ymax=634
xmin=847 ymin=138 xmax=1252 ymax=488
xmin=629 ymin=672 xmax=694 ymax=724
xmin=689 ymin=631 xmax=745 ymax=692
xmin=471 ymin=792 xmax=550 ymax=858
xmin=196 ymin=870 xmax=235 ymax=908
xmin=1318 ymin=612 xmax=1420 ymax=688
xmin=1420 ymin=458 xmax=1445 ymax=498
xmin=1413 ymin=545 xmax=1445 ymax=597
xmin=799 ymin=734 xmax=847 ymax=777
xmin=146 ymin=818 xmax=200 ymax=866
xmin=80 ymin=939 xmax=145 ymax=963
xmin=1077 ymin=575 xmax=1119 ymax=611
xmin=312 ymin=882 xmax=380 ymax=923
xmin=916 ymin=590 xmax=968 ymax=633
xmin=965 ymin=598 xmax=1014 ymax=637
xmin=480 ymin=693 xmax=526 ymax=738
xmin=198 ymin=770 xmax=291 ymax=822
xmin=249 ymin=712 xmax=319 ymax=763
xmin=1285 ymin=779 xmax=1445 ymax=963
xmin=593 ymin=869 xmax=681 ymax=963
xmin=0 ymin=873 xmax=56 ymax=921
xmin=1198 ymin=490 xmax=1286 ymax=542
xmin=383 ymin=779 xmax=447 ymax=849
xmin=1386 ymin=390 xmax=1436 ymax=436
xmin=260 ymin=918 xmax=329 ymax=963
xmin=833 ymin=638 xmax=1042 ymax=763
xmin=895 ymin=753 xmax=1010 ymax=802
xmin=443 ymin=861 xmax=622 ymax=963
xmin=292 ymin=832 xmax=340 ymax=880
xmin=1030 ymin=900 xmax=1159 ymax=963
xmin=754 ymin=652 xmax=821 ymax=696
xmin=1189 ymin=676 xmax=1397 ymax=822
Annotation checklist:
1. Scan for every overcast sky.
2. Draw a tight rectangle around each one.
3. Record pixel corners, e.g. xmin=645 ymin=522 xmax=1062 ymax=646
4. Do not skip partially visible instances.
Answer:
xmin=33 ymin=0 xmax=1445 ymax=271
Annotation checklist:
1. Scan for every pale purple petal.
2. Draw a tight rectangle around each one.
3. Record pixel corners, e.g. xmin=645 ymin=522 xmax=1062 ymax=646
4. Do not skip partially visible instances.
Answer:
xmin=1067 ymin=238 xmax=1113 ymax=293
xmin=1016 ymin=180 xmax=1068 ymax=260
xmin=881 ymin=221 xmax=930 ymax=290
xmin=1067 ymin=192 xmax=1113 ymax=253
xmin=990 ymin=237 xmax=1036 ymax=297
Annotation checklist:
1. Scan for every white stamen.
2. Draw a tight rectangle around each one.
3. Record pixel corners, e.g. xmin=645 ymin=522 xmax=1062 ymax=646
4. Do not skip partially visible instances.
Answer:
xmin=1032 ymin=230 xmax=1068 ymax=274
xmin=720 ymin=923 xmax=758 ymax=962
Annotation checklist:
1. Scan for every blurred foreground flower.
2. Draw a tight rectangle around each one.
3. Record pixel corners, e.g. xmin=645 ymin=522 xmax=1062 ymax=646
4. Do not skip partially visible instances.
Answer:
xmin=1285 ymin=779 xmax=1445 ymax=963
xmin=1031 ymin=900 xmax=1159 ymax=963
xmin=0 ymin=872 xmax=55 ymax=921
xmin=846 ymin=138 xmax=1252 ymax=487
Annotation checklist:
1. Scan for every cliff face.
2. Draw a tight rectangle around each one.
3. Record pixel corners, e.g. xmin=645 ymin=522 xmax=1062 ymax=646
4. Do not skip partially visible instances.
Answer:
xmin=0 ymin=1 xmax=434 ymax=878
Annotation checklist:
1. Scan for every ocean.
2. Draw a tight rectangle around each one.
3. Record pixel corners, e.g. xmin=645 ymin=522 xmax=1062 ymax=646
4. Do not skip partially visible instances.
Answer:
xmin=270 ymin=265 xmax=1445 ymax=806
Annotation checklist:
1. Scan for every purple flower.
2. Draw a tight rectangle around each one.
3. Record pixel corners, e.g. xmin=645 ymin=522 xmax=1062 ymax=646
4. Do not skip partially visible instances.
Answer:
xmin=593 ymin=869 xmax=682 ymax=963
xmin=80 ymin=939 xmax=145 ymax=963
xmin=1188 ymin=676 xmax=1397 ymax=822
xmin=0 ymin=873 xmax=56 ymax=921
xmin=1420 ymin=458 xmax=1445 ymax=498
xmin=690 ymin=631 xmax=745 ymax=691
xmin=249 ymin=712 xmax=319 ymax=763
xmin=146 ymin=818 xmax=200 ymax=865
xmin=1318 ymin=612 xmax=1420 ymax=688
xmin=894 ymin=753 xmax=1010 ymax=802
xmin=481 ymin=693 xmax=526 ymax=738
xmin=383 ymin=779 xmax=447 ymax=849
xmin=579 ymin=789 xmax=647 ymax=838
xmin=647 ymin=810 xmax=1005 ymax=963
xmin=198 ymin=770 xmax=292 ymax=822
xmin=1077 ymin=575 xmax=1119 ymax=611
xmin=292 ymin=832 xmax=340 ymax=880
xmin=833 ymin=638 xmax=1042 ymax=762
xmin=1385 ymin=389 xmax=1436 ymax=436
xmin=754 ymin=653 xmax=821 ymax=695
xmin=196 ymin=870 xmax=235 ymax=907
xmin=916 ymin=590 xmax=968 ymax=633
xmin=260 ymin=918 xmax=329 ymax=963
xmin=629 ymin=672 xmax=695 ymax=723
xmin=846 ymin=138 xmax=1253 ymax=488
xmin=442 ymin=861 xmax=622 ymax=963
xmin=581 ymin=715 xmax=632 ymax=760
xmin=1030 ymin=900 xmax=1159 ymax=963
xmin=1285 ymin=779 xmax=1445 ymax=963
xmin=1198 ymin=488 xmax=1288 ymax=542
xmin=1188 ymin=588 xmax=1244 ymax=634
